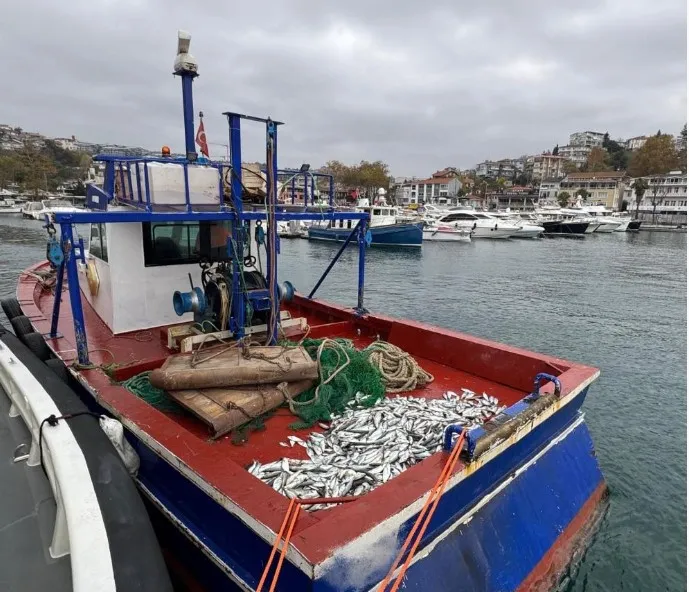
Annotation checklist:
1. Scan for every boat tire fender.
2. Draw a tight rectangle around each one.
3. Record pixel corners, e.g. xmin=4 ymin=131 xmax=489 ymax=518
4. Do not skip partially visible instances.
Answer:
xmin=1 ymin=297 xmax=22 ymax=321
xmin=10 ymin=315 xmax=35 ymax=338
xmin=45 ymin=358 xmax=70 ymax=383
xmin=22 ymin=332 xmax=52 ymax=361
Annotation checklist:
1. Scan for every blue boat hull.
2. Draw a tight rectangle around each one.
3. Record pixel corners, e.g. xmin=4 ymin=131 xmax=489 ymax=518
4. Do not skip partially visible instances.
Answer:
xmin=308 ymin=223 xmax=423 ymax=247
xmin=73 ymin=383 xmax=605 ymax=592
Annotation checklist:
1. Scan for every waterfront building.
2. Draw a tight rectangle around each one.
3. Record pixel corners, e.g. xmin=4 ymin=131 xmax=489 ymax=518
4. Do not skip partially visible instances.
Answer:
xmin=621 ymin=171 xmax=687 ymax=225
xmin=559 ymin=171 xmax=628 ymax=209
xmin=394 ymin=169 xmax=462 ymax=205
xmin=539 ymin=179 xmax=562 ymax=200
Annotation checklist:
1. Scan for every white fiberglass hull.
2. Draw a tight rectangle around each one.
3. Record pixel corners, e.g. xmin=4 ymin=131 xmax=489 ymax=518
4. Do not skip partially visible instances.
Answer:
xmin=0 ymin=207 xmax=22 ymax=214
xmin=614 ymin=219 xmax=631 ymax=232
xmin=422 ymin=229 xmax=471 ymax=242
xmin=472 ymin=225 xmax=514 ymax=239
xmin=584 ymin=222 xmax=600 ymax=233
xmin=512 ymin=225 xmax=544 ymax=239
xmin=594 ymin=220 xmax=622 ymax=233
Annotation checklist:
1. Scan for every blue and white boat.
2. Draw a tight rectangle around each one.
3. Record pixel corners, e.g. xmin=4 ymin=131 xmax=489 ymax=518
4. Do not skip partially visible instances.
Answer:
xmin=308 ymin=201 xmax=423 ymax=247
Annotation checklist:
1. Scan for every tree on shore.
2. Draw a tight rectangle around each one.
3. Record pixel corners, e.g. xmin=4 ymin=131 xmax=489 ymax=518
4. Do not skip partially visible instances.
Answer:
xmin=628 ymin=134 xmax=680 ymax=177
xmin=631 ymin=177 xmax=649 ymax=220
xmin=575 ymin=188 xmax=590 ymax=202
xmin=678 ymin=124 xmax=687 ymax=172
xmin=582 ymin=147 xmax=612 ymax=172
xmin=321 ymin=159 xmax=391 ymax=201
xmin=557 ymin=191 xmax=571 ymax=208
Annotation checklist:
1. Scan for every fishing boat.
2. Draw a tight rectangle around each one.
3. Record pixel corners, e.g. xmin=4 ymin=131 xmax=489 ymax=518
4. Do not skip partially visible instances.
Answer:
xmin=5 ymin=32 xmax=608 ymax=592
xmin=422 ymin=223 xmax=472 ymax=242
xmin=308 ymin=201 xmax=423 ymax=247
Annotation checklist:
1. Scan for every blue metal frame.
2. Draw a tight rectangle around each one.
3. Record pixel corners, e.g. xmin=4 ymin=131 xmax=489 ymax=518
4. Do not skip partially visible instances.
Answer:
xmin=50 ymin=74 xmax=369 ymax=364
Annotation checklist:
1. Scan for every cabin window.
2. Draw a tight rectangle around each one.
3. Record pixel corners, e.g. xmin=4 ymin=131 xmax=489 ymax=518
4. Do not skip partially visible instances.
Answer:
xmin=89 ymin=223 xmax=108 ymax=262
xmin=142 ymin=221 xmax=228 ymax=267
xmin=373 ymin=208 xmax=381 ymax=216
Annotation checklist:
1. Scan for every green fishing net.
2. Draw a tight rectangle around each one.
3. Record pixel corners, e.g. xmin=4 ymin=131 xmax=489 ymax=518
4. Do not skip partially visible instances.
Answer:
xmin=121 ymin=338 xmax=387 ymax=438
xmin=121 ymin=371 xmax=183 ymax=414
xmin=287 ymin=338 xmax=386 ymax=429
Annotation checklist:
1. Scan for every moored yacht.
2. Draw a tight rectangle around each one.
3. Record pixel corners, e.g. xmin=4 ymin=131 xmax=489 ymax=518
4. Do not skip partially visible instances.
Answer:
xmin=435 ymin=209 xmax=514 ymax=239
xmin=488 ymin=211 xmax=544 ymax=238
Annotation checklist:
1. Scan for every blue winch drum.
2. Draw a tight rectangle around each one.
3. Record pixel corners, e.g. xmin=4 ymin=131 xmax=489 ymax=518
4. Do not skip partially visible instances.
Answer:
xmin=173 ymin=287 xmax=206 ymax=316
xmin=278 ymin=281 xmax=295 ymax=302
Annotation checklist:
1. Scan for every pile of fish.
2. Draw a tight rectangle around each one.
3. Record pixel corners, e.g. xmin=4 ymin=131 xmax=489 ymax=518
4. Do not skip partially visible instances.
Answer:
xmin=247 ymin=389 xmax=506 ymax=511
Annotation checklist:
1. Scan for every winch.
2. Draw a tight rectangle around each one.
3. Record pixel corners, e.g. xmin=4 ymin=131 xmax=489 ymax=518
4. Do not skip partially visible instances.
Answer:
xmin=172 ymin=259 xmax=294 ymax=332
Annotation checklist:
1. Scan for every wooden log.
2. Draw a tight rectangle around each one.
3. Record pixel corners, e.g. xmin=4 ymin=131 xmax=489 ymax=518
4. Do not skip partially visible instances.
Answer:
xmin=168 ymin=379 xmax=315 ymax=438
xmin=149 ymin=345 xmax=318 ymax=390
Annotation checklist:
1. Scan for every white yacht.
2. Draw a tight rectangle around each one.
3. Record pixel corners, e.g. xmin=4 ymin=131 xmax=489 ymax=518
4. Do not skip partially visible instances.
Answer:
xmin=576 ymin=206 xmax=621 ymax=233
xmin=558 ymin=209 xmax=601 ymax=233
xmin=0 ymin=198 xmax=25 ymax=214
xmin=487 ymin=211 xmax=544 ymax=238
xmin=610 ymin=212 xmax=632 ymax=232
xmin=435 ymin=210 xmax=514 ymax=239
xmin=21 ymin=199 xmax=81 ymax=220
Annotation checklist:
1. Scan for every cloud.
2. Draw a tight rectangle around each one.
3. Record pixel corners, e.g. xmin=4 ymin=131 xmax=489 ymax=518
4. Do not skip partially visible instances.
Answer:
xmin=0 ymin=0 xmax=685 ymax=175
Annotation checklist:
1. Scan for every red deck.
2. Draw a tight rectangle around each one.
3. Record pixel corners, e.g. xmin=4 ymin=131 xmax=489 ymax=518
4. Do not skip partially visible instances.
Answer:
xmin=17 ymin=261 xmax=597 ymax=566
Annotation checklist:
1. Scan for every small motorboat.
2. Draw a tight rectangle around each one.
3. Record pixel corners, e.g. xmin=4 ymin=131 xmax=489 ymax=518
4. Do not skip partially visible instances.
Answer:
xmin=422 ymin=223 xmax=472 ymax=242
xmin=0 ymin=198 xmax=25 ymax=214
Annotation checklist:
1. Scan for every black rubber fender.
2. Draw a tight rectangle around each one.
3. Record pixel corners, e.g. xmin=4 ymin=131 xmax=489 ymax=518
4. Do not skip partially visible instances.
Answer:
xmin=45 ymin=358 xmax=70 ymax=382
xmin=10 ymin=315 xmax=35 ymax=338
xmin=22 ymin=332 xmax=52 ymax=361
xmin=1 ymin=297 xmax=22 ymax=321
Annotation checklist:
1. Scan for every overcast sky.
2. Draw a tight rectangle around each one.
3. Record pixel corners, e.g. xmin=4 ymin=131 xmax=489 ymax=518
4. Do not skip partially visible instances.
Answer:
xmin=1 ymin=0 xmax=686 ymax=176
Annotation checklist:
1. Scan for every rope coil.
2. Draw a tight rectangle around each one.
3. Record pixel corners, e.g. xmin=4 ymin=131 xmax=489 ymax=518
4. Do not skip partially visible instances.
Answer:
xmin=364 ymin=341 xmax=434 ymax=393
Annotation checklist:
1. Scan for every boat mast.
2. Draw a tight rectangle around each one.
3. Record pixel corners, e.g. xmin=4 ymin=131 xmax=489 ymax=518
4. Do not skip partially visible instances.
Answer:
xmin=173 ymin=30 xmax=198 ymax=160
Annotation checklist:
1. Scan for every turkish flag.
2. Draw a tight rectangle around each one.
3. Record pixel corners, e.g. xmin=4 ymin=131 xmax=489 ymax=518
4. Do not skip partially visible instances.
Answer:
xmin=196 ymin=119 xmax=209 ymax=157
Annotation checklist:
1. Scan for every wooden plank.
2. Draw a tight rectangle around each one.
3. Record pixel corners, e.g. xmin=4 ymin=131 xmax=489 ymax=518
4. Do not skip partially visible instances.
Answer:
xmin=179 ymin=312 xmax=300 ymax=354
xmin=168 ymin=379 xmax=315 ymax=438
xmin=149 ymin=345 xmax=318 ymax=390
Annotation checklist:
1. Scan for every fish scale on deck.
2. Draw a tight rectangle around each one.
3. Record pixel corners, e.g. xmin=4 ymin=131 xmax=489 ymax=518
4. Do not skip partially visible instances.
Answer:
xmin=247 ymin=389 xmax=505 ymax=510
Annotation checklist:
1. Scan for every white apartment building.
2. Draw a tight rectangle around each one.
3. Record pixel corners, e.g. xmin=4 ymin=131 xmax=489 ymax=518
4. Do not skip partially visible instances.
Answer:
xmin=569 ymin=131 xmax=605 ymax=148
xmin=53 ymin=136 xmax=78 ymax=151
xmin=558 ymin=145 xmax=591 ymax=168
xmin=525 ymin=154 xmax=567 ymax=181
xmin=539 ymin=180 xmax=561 ymax=200
xmin=621 ymin=171 xmax=687 ymax=224
xmin=625 ymin=136 xmax=648 ymax=150
xmin=394 ymin=174 xmax=462 ymax=205
xmin=475 ymin=159 xmax=524 ymax=180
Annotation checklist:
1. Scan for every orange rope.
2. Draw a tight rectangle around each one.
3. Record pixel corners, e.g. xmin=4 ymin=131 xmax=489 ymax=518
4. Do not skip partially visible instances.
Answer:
xmin=256 ymin=499 xmax=297 ymax=592
xmin=268 ymin=503 xmax=301 ymax=592
xmin=378 ymin=431 xmax=466 ymax=592
xmin=257 ymin=495 xmax=359 ymax=592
